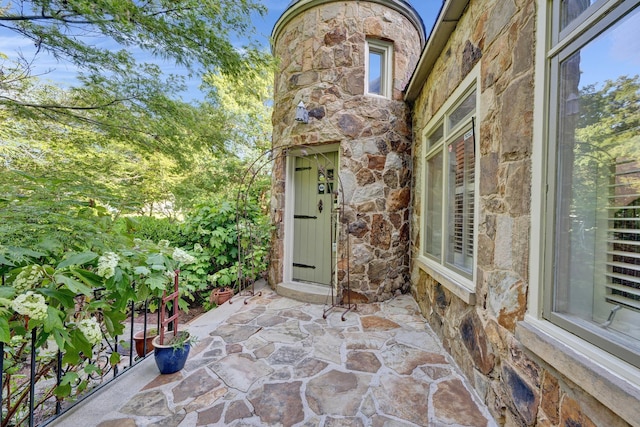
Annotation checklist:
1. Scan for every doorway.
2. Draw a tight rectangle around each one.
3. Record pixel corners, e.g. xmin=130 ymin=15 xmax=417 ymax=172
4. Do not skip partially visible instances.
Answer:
xmin=291 ymin=152 xmax=338 ymax=286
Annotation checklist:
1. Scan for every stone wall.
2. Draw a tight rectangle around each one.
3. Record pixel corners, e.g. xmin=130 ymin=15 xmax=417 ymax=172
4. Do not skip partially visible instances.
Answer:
xmin=270 ymin=1 xmax=422 ymax=302
xmin=409 ymin=0 xmax=632 ymax=426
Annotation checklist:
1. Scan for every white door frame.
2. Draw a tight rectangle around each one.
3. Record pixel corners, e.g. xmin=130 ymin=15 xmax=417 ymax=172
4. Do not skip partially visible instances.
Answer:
xmin=283 ymin=144 xmax=340 ymax=287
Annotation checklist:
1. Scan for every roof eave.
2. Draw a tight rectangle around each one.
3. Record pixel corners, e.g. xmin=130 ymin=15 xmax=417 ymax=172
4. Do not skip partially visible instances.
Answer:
xmin=404 ymin=0 xmax=470 ymax=103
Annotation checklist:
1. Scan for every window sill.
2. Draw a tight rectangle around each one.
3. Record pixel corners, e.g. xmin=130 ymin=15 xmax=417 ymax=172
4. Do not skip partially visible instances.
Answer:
xmin=415 ymin=257 xmax=476 ymax=305
xmin=365 ymin=92 xmax=391 ymax=100
xmin=516 ymin=317 xmax=640 ymax=426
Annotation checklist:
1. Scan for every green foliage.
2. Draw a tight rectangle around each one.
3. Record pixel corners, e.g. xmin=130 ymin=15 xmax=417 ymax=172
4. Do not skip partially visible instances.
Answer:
xmin=125 ymin=216 xmax=184 ymax=246
xmin=178 ymin=195 xmax=271 ymax=298
xmin=0 ymin=1 xmax=276 ymax=424
xmin=0 ymin=0 xmax=271 ymax=143
xmin=0 ymin=240 xmax=196 ymax=425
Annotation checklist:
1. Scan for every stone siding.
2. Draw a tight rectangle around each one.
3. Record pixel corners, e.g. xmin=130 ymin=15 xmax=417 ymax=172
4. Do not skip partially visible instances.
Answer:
xmin=270 ymin=1 xmax=422 ymax=302
xmin=410 ymin=0 xmax=632 ymax=426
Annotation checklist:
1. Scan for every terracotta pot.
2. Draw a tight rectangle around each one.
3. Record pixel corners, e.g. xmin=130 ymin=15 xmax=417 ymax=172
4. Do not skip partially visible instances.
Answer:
xmin=210 ymin=287 xmax=234 ymax=305
xmin=133 ymin=330 xmax=158 ymax=357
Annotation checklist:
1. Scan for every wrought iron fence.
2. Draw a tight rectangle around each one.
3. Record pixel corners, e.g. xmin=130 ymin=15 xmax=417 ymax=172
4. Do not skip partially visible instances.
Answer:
xmin=1 ymin=282 xmax=160 ymax=427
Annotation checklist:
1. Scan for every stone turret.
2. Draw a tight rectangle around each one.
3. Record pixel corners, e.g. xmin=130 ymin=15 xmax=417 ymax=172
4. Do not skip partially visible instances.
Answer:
xmin=269 ymin=0 xmax=425 ymax=302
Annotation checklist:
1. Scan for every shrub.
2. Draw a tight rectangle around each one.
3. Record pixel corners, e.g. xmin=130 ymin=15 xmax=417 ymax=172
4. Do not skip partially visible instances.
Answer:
xmin=124 ymin=216 xmax=184 ymax=246
xmin=178 ymin=196 xmax=271 ymax=299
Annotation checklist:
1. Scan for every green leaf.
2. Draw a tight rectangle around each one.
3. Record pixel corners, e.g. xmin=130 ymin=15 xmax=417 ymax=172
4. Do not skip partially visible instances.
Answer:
xmin=147 ymin=253 xmax=165 ymax=266
xmin=54 ymin=274 xmax=94 ymax=296
xmin=146 ymin=274 xmax=168 ymax=291
xmin=53 ymin=329 xmax=69 ymax=352
xmin=84 ymin=363 xmax=101 ymax=375
xmin=0 ymin=287 xmax=16 ymax=299
xmin=60 ymin=371 xmax=80 ymax=386
xmin=110 ymin=351 xmax=121 ymax=366
xmin=134 ymin=266 xmax=151 ymax=275
xmin=57 ymin=252 xmax=98 ymax=269
xmin=0 ymin=254 xmax=15 ymax=267
xmin=38 ymin=288 xmax=76 ymax=308
xmin=103 ymin=310 xmax=126 ymax=337
xmin=69 ymin=268 xmax=104 ymax=288
xmin=43 ymin=306 xmax=64 ymax=333
xmin=54 ymin=383 xmax=72 ymax=398
xmin=0 ymin=317 xmax=10 ymax=343
xmin=70 ymin=328 xmax=93 ymax=357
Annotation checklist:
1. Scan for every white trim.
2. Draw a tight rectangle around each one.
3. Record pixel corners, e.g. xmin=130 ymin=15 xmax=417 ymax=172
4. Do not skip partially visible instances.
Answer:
xmin=419 ymin=65 xmax=480 ymax=294
xmin=521 ymin=315 xmax=640 ymax=388
xmin=282 ymin=145 xmax=341 ymax=287
xmin=415 ymin=257 xmax=476 ymax=305
xmin=365 ymin=38 xmax=393 ymax=99
xmin=518 ymin=317 xmax=640 ymax=426
xmin=283 ymin=155 xmax=296 ymax=283
xmin=526 ymin=0 xmax=640 ymax=400
xmin=528 ymin=0 xmax=550 ymax=318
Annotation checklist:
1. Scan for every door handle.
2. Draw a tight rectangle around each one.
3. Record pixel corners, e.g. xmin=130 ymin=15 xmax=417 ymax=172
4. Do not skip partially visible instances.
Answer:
xmin=318 ymin=199 xmax=323 ymax=213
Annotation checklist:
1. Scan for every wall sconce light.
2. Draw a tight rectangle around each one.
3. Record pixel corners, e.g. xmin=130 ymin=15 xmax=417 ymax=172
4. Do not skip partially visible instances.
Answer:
xmin=295 ymin=101 xmax=309 ymax=124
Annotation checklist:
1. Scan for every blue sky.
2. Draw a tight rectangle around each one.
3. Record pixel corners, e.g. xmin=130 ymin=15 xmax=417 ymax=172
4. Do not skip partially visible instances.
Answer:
xmin=0 ymin=1 xmax=444 ymax=101
xmin=252 ymin=1 xmax=443 ymax=46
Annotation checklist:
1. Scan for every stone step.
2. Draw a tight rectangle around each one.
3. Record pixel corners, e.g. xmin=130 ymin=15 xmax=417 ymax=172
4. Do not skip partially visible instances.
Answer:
xmin=275 ymin=281 xmax=335 ymax=305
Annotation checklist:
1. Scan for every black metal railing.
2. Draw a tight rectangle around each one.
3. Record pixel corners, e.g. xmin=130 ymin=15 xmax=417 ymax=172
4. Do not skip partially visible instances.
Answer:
xmin=1 ymin=281 xmax=160 ymax=427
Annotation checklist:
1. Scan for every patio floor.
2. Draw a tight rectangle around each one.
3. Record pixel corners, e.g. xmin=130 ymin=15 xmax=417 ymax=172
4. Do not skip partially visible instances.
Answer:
xmin=53 ymin=282 xmax=497 ymax=427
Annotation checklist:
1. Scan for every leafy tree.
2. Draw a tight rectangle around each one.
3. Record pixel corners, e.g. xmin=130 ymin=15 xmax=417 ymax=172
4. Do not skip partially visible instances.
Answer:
xmin=576 ymin=75 xmax=640 ymax=157
xmin=0 ymin=0 xmax=269 ymax=150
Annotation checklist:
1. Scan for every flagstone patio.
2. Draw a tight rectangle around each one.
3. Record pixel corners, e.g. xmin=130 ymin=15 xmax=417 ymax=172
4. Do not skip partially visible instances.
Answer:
xmin=52 ymin=282 xmax=497 ymax=426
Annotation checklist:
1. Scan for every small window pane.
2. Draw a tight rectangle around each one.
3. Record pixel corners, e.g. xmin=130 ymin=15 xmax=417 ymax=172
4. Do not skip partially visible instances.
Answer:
xmin=561 ymin=0 xmax=599 ymax=30
xmin=425 ymin=150 xmax=444 ymax=257
xmin=446 ymin=129 xmax=475 ymax=274
xmin=369 ymin=50 xmax=383 ymax=95
xmin=449 ymin=90 xmax=476 ymax=131
xmin=427 ymin=124 xmax=444 ymax=150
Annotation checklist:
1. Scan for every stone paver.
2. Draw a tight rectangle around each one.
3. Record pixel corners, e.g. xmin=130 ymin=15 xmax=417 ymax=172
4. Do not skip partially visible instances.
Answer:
xmin=57 ymin=283 xmax=497 ymax=426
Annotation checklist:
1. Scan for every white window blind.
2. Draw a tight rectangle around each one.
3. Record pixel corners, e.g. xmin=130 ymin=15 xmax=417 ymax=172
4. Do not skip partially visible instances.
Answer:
xmin=607 ymin=158 xmax=640 ymax=312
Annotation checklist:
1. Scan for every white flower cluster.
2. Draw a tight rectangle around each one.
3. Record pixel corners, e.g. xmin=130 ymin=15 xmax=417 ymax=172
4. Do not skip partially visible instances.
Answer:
xmin=164 ymin=270 xmax=176 ymax=280
xmin=12 ymin=291 xmax=48 ymax=321
xmin=97 ymin=252 xmax=119 ymax=279
xmin=78 ymin=317 xmax=102 ymax=345
xmin=13 ymin=265 xmax=44 ymax=292
xmin=158 ymin=240 xmax=170 ymax=248
xmin=172 ymin=248 xmax=196 ymax=265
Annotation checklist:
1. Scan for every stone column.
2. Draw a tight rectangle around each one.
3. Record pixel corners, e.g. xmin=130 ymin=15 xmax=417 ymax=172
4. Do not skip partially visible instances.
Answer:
xmin=270 ymin=0 xmax=423 ymax=302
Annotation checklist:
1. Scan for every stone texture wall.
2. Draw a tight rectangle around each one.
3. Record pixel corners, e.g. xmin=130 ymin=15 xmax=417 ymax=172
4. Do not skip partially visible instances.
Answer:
xmin=410 ymin=0 xmax=632 ymax=426
xmin=270 ymin=1 xmax=422 ymax=302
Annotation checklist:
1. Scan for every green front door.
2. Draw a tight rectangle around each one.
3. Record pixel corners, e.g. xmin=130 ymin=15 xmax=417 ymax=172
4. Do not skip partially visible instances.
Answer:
xmin=292 ymin=152 xmax=338 ymax=286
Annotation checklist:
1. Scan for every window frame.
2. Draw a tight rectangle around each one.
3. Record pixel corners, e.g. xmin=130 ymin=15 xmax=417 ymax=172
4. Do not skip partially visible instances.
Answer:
xmin=365 ymin=38 xmax=393 ymax=99
xmin=419 ymin=67 xmax=480 ymax=295
xmin=523 ymin=1 xmax=640 ymax=420
xmin=540 ymin=0 xmax=640 ymax=369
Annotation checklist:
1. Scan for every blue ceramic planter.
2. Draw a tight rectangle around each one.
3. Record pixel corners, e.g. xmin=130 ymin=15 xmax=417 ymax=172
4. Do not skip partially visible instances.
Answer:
xmin=152 ymin=333 xmax=191 ymax=374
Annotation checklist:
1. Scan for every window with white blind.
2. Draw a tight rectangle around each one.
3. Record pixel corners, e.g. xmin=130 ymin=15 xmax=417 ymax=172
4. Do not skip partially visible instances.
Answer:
xmin=424 ymin=85 xmax=477 ymax=280
xmin=545 ymin=0 xmax=640 ymax=367
xmin=607 ymin=162 xmax=640 ymax=314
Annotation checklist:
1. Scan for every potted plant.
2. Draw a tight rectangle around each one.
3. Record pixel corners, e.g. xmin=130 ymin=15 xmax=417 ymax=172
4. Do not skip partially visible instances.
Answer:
xmin=152 ymin=329 xmax=195 ymax=374
xmin=208 ymin=264 xmax=237 ymax=305
xmin=152 ymin=248 xmax=197 ymax=374
xmin=132 ymin=328 xmax=158 ymax=357
xmin=210 ymin=286 xmax=234 ymax=305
